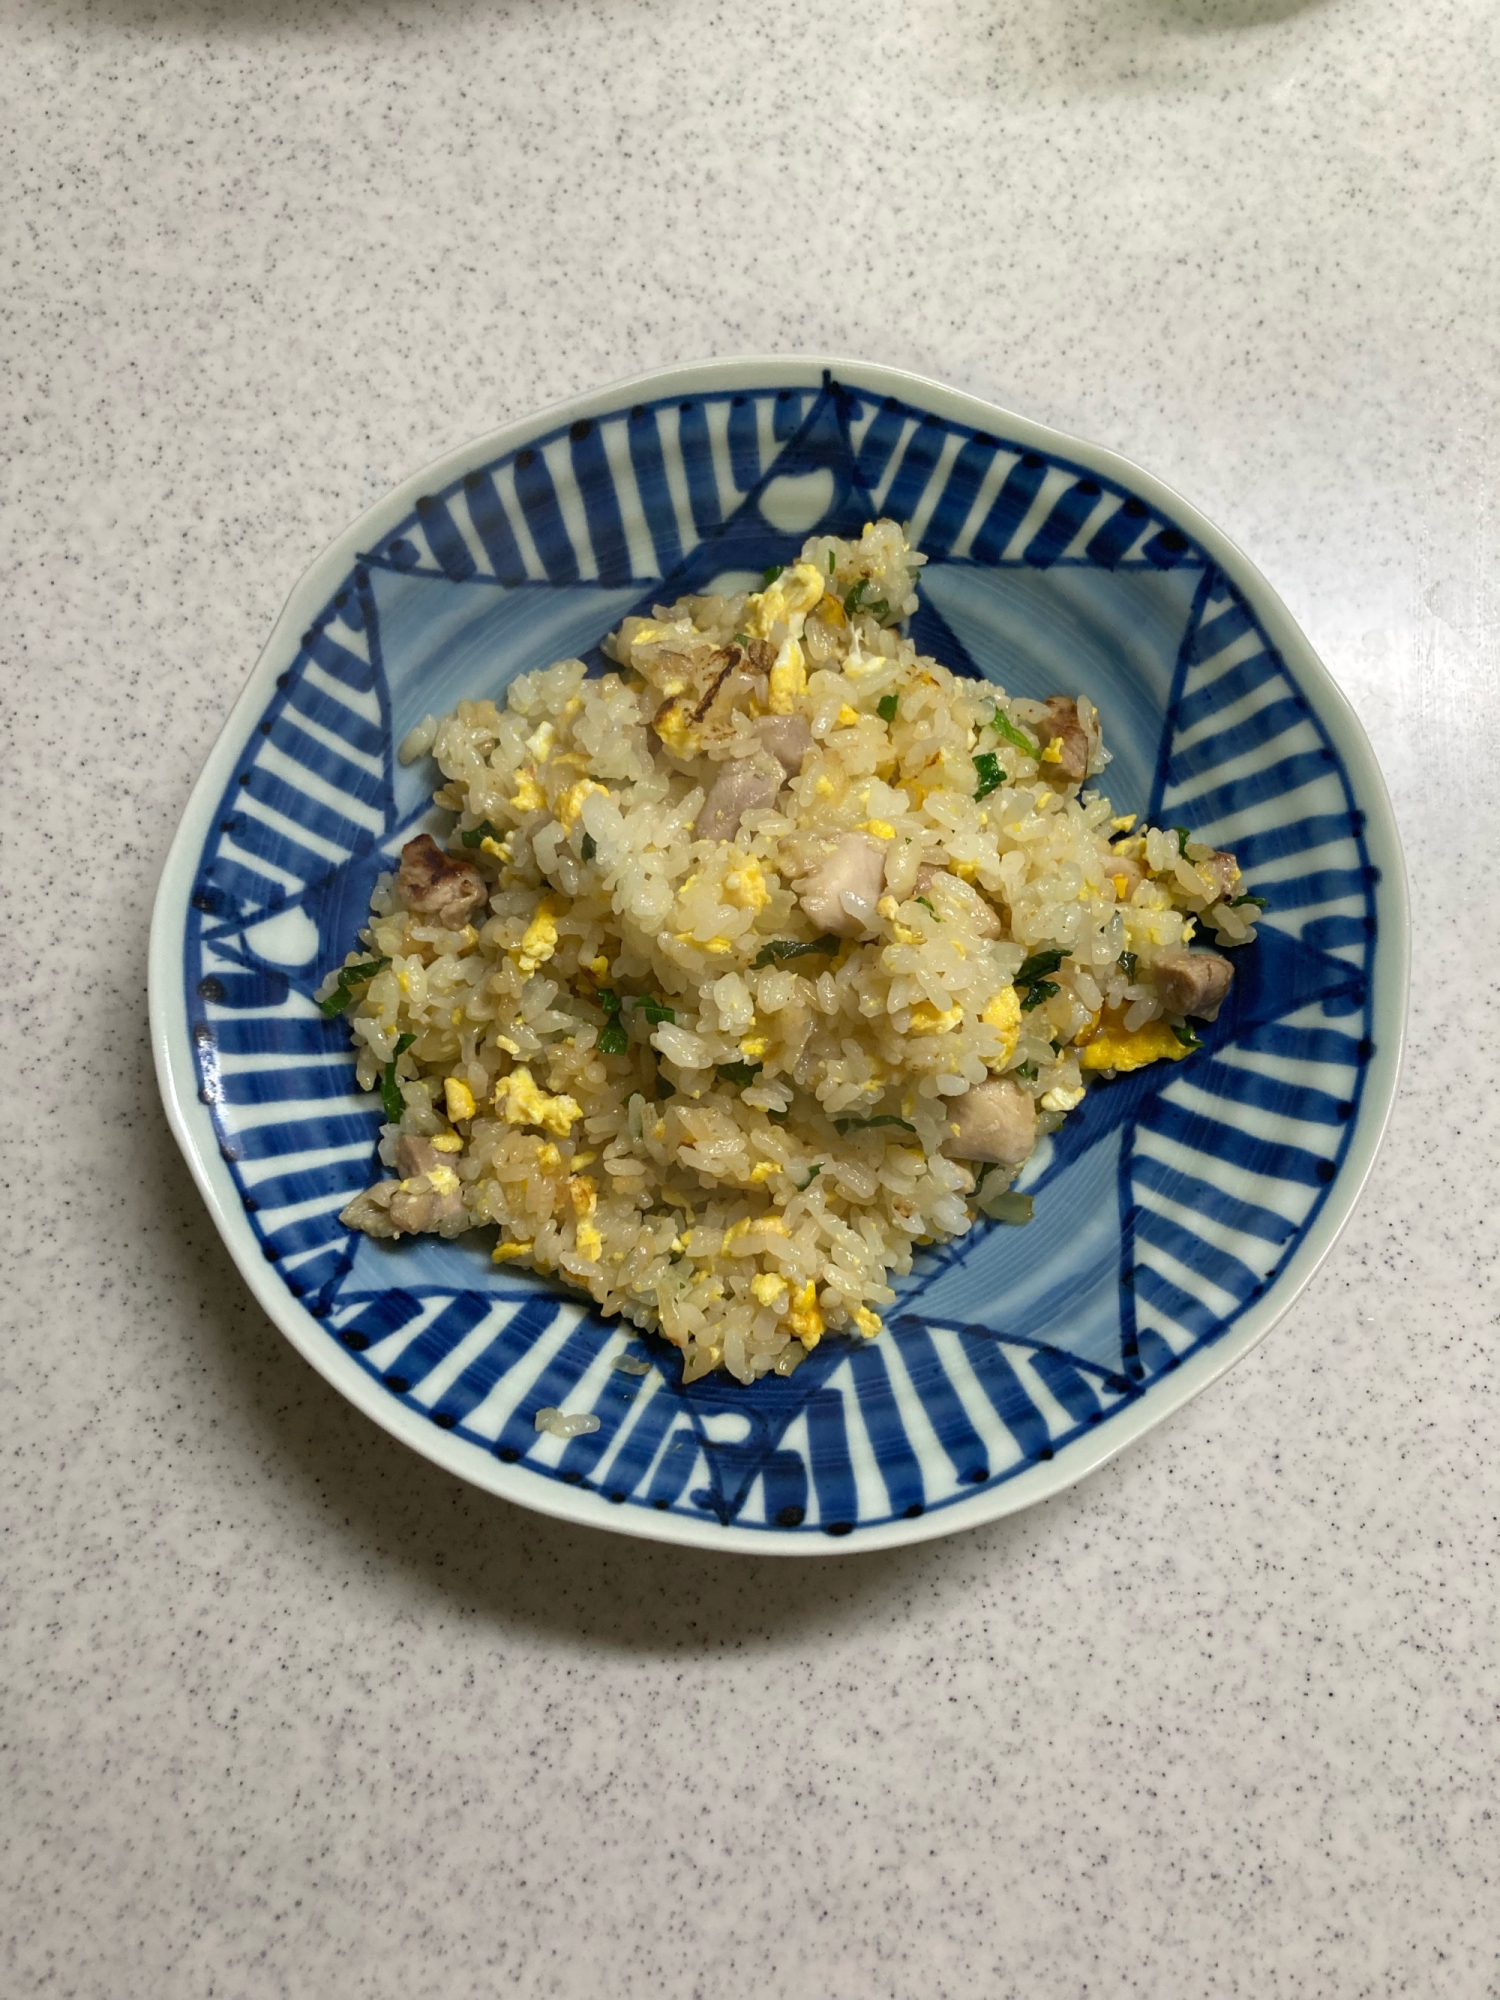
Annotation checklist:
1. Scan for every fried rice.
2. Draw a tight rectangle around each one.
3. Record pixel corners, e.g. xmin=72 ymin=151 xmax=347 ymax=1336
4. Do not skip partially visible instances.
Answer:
xmin=327 ymin=520 xmax=1257 ymax=1383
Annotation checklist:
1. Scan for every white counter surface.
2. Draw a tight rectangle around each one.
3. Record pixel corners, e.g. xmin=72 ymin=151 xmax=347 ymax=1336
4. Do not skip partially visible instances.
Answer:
xmin=6 ymin=0 xmax=1497 ymax=1993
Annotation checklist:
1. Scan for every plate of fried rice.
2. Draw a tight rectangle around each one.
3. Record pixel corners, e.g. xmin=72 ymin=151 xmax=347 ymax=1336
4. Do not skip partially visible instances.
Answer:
xmin=150 ymin=358 xmax=1406 ymax=1550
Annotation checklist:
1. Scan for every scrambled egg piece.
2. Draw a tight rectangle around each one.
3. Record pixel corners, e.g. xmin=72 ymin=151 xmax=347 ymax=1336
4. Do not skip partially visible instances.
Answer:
xmin=493 ymin=1065 xmax=582 ymax=1135
xmin=556 ymin=778 xmax=607 ymax=829
xmin=429 ymin=1132 xmax=463 ymax=1153
xmin=443 ymin=1076 xmax=477 ymax=1122
xmin=653 ymin=702 xmax=700 ymax=760
xmin=492 ymin=1239 xmax=535 ymax=1263
xmin=514 ymin=894 xmax=566 ymax=975
xmin=745 ymin=561 xmax=823 ymax=715
xmin=751 ymin=1272 xmax=789 ymax=1308
xmin=863 ymin=817 xmax=897 ymax=840
xmin=786 ymin=1279 xmax=824 ymax=1347
xmin=723 ymin=856 xmax=770 ymax=911
xmin=979 ymin=985 xmax=1022 ymax=1069
xmin=745 ymin=561 xmax=825 ymax=642
xmin=574 ymin=1222 xmax=603 ymax=1263
xmin=739 ymin=1034 xmax=769 ymax=1060
xmin=851 ymin=1305 xmax=882 ymax=1338
xmin=1040 ymin=1084 xmax=1086 ymax=1113
xmin=401 ymin=1163 xmax=459 ymax=1197
xmin=835 ymin=704 xmax=861 ymax=728
xmin=1078 ymin=1016 xmax=1192 ymax=1072
xmin=508 ymin=768 xmax=546 ymax=814
xmin=909 ymin=1000 xmax=964 ymax=1035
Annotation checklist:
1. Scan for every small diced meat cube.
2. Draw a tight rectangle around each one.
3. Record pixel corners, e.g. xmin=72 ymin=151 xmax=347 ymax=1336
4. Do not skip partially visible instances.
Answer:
xmin=1038 ymin=697 xmax=1089 ymax=783
xmin=397 ymin=833 xmax=488 ymax=927
xmin=941 ymin=1078 xmax=1037 ymax=1166
xmin=694 ymin=753 xmax=784 ymax=841
xmin=1154 ymin=948 xmax=1234 ymax=1021
xmin=796 ymin=832 xmax=888 ymax=938
xmin=1198 ymin=849 xmax=1241 ymax=901
xmin=753 ymin=713 xmax=815 ymax=775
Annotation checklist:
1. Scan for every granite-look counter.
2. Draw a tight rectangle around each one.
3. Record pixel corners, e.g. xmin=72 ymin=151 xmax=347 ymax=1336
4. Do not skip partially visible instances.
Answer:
xmin=6 ymin=0 xmax=1497 ymax=1993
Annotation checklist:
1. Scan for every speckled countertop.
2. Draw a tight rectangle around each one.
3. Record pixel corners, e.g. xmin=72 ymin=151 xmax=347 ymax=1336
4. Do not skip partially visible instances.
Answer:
xmin=5 ymin=0 xmax=1498 ymax=1994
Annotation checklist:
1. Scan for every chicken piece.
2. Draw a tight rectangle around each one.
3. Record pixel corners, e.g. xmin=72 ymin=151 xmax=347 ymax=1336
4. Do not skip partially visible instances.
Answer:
xmin=339 ymin=1134 xmax=469 ymax=1240
xmin=941 ymin=1078 xmax=1037 ymax=1167
xmin=1153 ymin=948 xmax=1234 ymax=1022
xmin=396 ymin=833 xmax=488 ymax=927
xmin=338 ymin=1181 xmax=401 ymax=1239
xmin=1037 ymin=697 xmax=1090 ymax=784
xmin=753 ymin=712 xmax=814 ymax=776
xmin=1197 ymin=848 xmax=1242 ymax=902
xmin=694 ymin=752 xmax=784 ymax=842
xmin=796 ymin=831 xmax=889 ymax=938
xmin=913 ymin=864 xmax=1004 ymax=939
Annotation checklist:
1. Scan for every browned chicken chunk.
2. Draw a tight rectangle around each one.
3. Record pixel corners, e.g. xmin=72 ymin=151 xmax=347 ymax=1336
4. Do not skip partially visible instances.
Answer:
xmin=396 ymin=833 xmax=488 ymax=927
xmin=694 ymin=752 xmax=784 ymax=841
xmin=1197 ymin=849 xmax=1241 ymax=902
xmin=1037 ymin=696 xmax=1090 ymax=783
xmin=753 ymin=712 xmax=815 ymax=775
xmin=941 ymin=1077 xmax=1037 ymax=1166
xmin=337 ymin=1135 xmax=468 ymax=1239
xmin=796 ymin=831 xmax=888 ymax=938
xmin=1154 ymin=948 xmax=1234 ymax=1021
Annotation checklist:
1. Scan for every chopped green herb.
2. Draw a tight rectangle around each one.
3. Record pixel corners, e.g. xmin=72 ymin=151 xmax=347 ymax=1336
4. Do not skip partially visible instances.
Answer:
xmin=1230 ymin=893 xmax=1268 ymax=910
xmin=990 ymin=712 xmax=1037 ymax=757
xmin=866 ymin=598 xmax=889 ymax=621
xmin=973 ymin=752 xmax=1006 ymax=800
xmin=318 ymin=957 xmax=388 ymax=1019
xmin=914 ymin=896 xmax=935 ymax=915
xmin=1014 ymin=1060 xmax=1039 ymax=1082
xmin=761 ymin=563 xmax=784 ymax=587
xmin=796 ymin=1163 xmax=822 ymax=1191
xmin=580 ymin=832 xmax=597 ymax=862
xmin=636 ymin=997 xmax=676 ymax=1025
xmin=876 ymin=692 xmax=899 ymax=723
xmin=978 ymin=1187 xmax=1035 ymax=1226
xmin=1171 ymin=1022 xmax=1202 ymax=1049
xmin=459 ymin=820 xmax=500 ymax=849
xmin=1118 ymin=950 xmax=1138 ymax=982
xmin=1015 ymin=948 xmax=1070 ymax=986
xmin=846 ymin=578 xmax=870 ymax=616
xmin=733 ymin=631 xmax=751 ymax=647
xmin=597 ymin=989 xmax=627 ymax=1051
xmin=1174 ymin=826 xmax=1192 ymax=858
xmin=380 ymin=1032 xmax=415 ymax=1122
xmin=752 ymin=935 xmax=839 ymax=969
xmin=1020 ymin=981 xmax=1059 ymax=1012
xmin=827 ymin=549 xmax=837 ymax=576
xmin=766 ymin=1108 xmax=789 ymax=1125
xmin=832 ymin=1113 xmax=917 ymax=1135
xmin=668 ymin=1248 xmax=685 ymax=1264
xmin=716 ymin=1061 xmax=763 ymax=1088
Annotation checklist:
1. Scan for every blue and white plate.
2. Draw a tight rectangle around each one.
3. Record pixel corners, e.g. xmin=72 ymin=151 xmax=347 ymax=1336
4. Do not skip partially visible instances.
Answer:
xmin=150 ymin=359 xmax=1407 ymax=1552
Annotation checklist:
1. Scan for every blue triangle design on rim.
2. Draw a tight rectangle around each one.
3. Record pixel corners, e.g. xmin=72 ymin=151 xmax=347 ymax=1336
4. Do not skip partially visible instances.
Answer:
xmin=180 ymin=370 xmax=1382 ymax=1537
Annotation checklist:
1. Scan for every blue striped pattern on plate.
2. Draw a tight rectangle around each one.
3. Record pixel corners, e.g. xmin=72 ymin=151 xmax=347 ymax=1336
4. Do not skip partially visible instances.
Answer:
xmin=171 ymin=367 xmax=1393 ymax=1543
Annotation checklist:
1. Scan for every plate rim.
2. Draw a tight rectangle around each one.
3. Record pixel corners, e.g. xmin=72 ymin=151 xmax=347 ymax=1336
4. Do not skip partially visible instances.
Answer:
xmin=148 ymin=353 xmax=1410 ymax=1556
